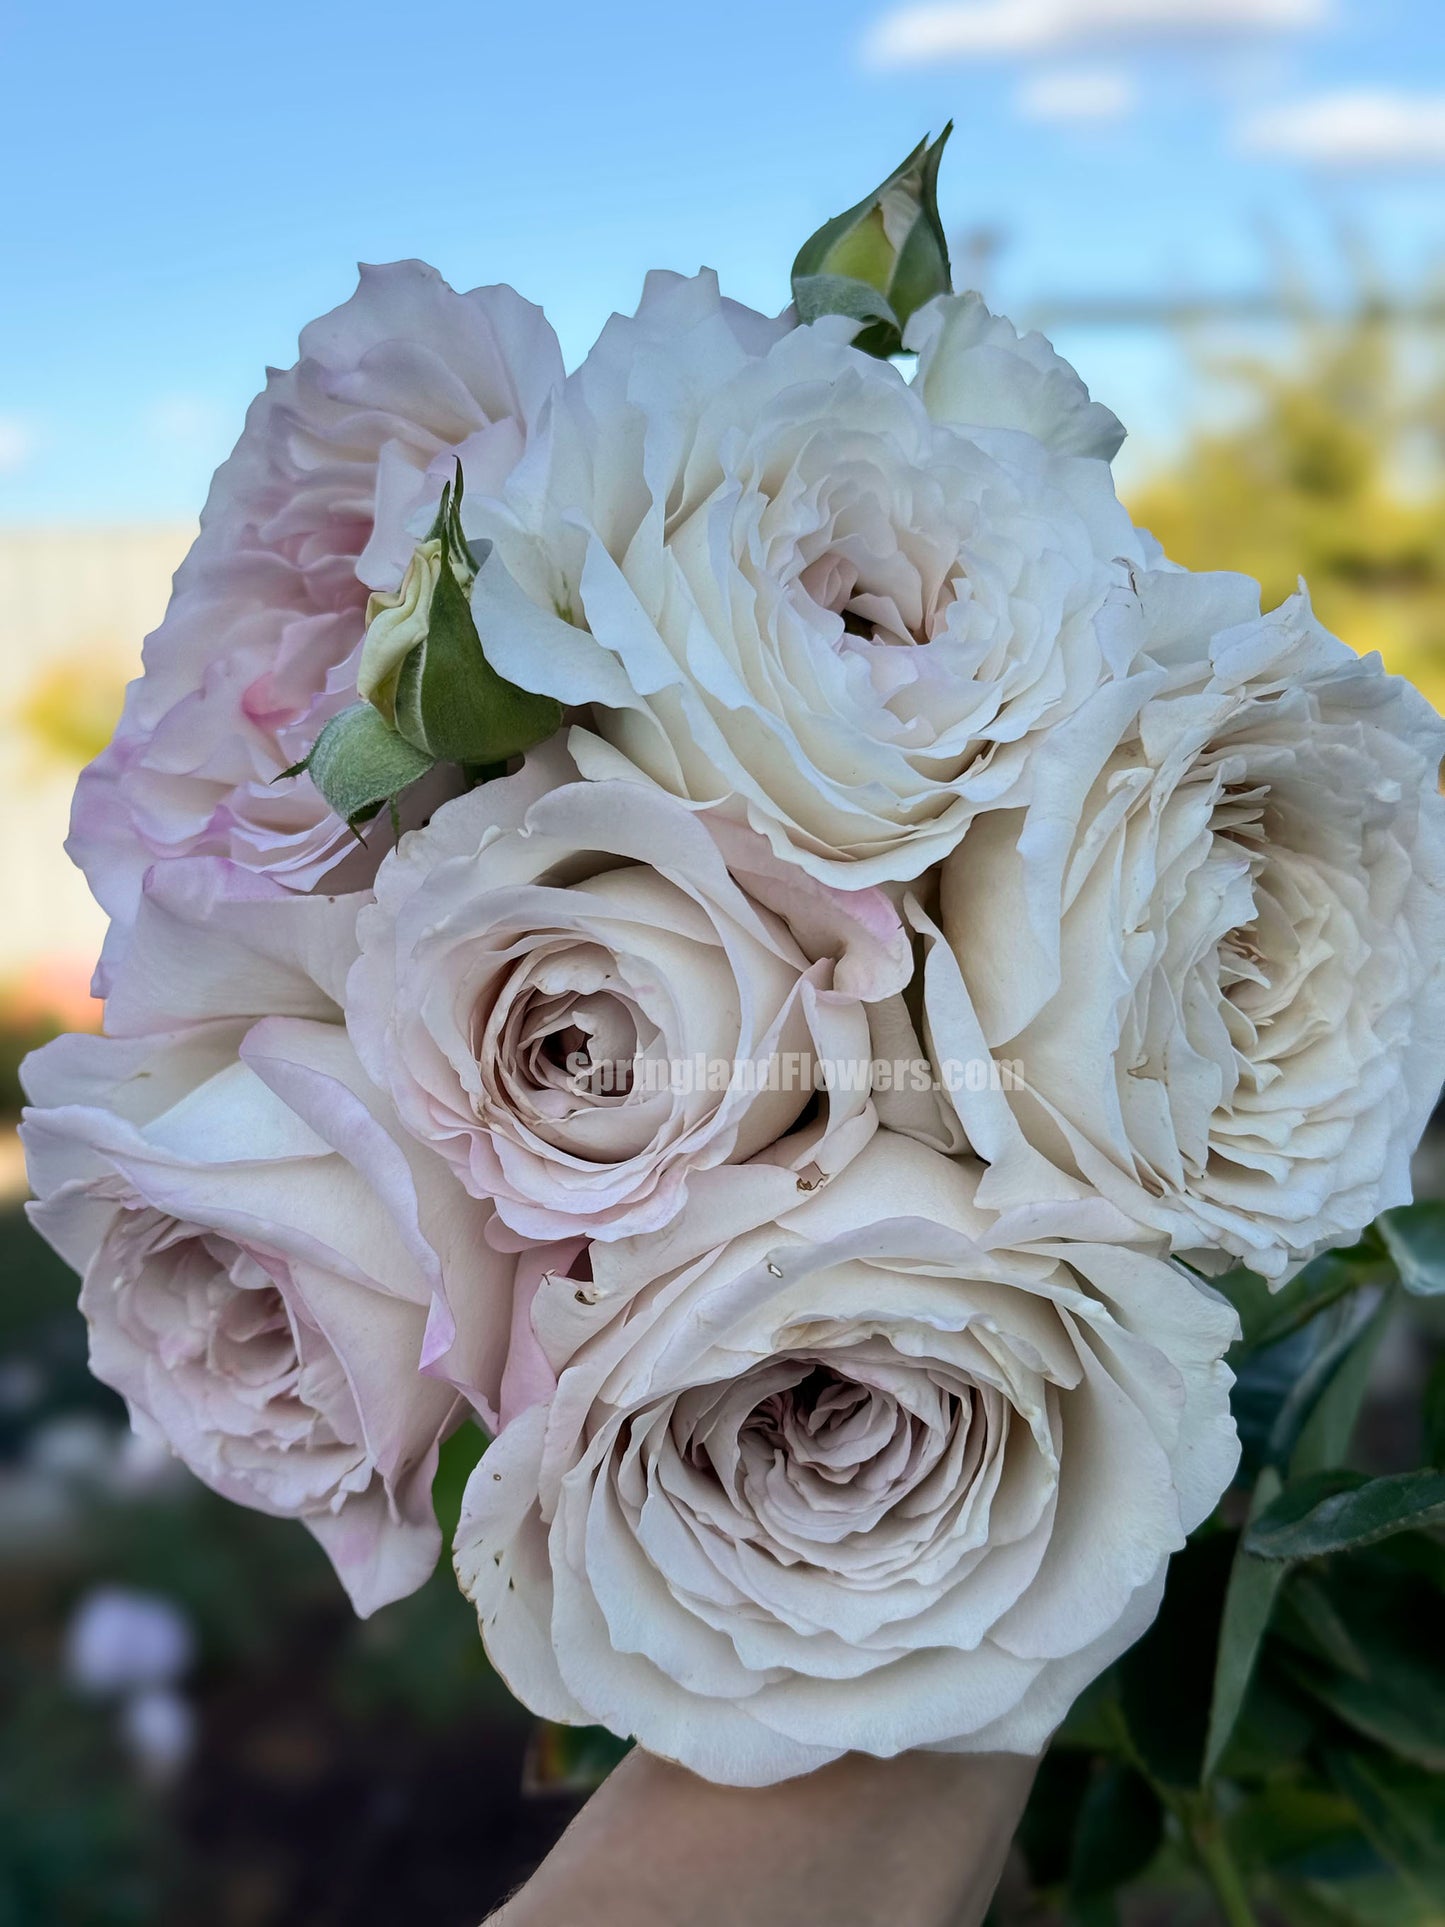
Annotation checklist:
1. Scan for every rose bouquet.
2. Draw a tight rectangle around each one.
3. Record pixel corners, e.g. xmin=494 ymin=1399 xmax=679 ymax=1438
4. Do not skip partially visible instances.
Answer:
xmin=22 ymin=135 xmax=1445 ymax=1914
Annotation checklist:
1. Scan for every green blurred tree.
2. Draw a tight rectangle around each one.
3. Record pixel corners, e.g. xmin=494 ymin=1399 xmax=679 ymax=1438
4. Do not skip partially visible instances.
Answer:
xmin=1128 ymin=303 xmax=1445 ymax=713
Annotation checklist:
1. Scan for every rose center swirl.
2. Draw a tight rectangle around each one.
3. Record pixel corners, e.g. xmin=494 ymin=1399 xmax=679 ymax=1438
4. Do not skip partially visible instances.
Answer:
xmin=112 ymin=1210 xmax=344 ymax=1448
xmin=655 ymin=1346 xmax=1014 ymax=1569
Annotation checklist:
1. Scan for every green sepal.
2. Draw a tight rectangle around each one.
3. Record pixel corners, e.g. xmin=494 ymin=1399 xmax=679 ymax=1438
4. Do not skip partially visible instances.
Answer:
xmin=791 ymin=273 xmax=899 ymax=331
xmin=885 ymin=124 xmax=953 ymax=331
xmin=302 ymin=701 xmax=436 ymax=828
xmin=424 ymin=468 xmax=484 ymax=567
xmin=391 ymin=533 xmax=563 ymax=766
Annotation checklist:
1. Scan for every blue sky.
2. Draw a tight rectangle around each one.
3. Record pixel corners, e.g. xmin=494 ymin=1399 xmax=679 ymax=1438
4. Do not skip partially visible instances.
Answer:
xmin=2 ymin=0 xmax=1442 ymax=521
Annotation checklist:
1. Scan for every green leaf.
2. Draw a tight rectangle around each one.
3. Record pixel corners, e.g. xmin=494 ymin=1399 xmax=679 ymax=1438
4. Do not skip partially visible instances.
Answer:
xmin=1052 ymin=1671 xmax=1122 ymax=1752
xmin=1228 ymin=1282 xmax=1388 ymax=1481
xmin=1247 ymin=1469 xmax=1445 ymax=1562
xmin=1369 ymin=1526 xmax=1445 ymax=1592
xmin=1288 ymin=1292 xmax=1393 ymax=1478
xmin=304 ymin=701 xmax=436 ymax=826
xmin=392 ymin=541 xmax=563 ymax=767
xmin=1378 ymin=1203 xmax=1445 ymax=1296
xmin=522 ymin=1721 xmax=632 ymax=1796
xmin=1222 ymin=1665 xmax=1322 ymax=1779
xmin=1285 ymin=1656 xmax=1445 ymax=1774
xmin=1225 ymin=1784 xmax=1377 ymax=1883
xmin=1421 ymin=1355 xmax=1445 ymax=1468
xmin=432 ymin=1419 xmax=490 ymax=1548
xmin=1284 ymin=1555 xmax=1445 ymax=1771
xmin=1269 ymin=1884 xmax=1377 ymax=1926
xmin=1068 ymin=1763 xmax=1163 ymax=1902
xmin=1204 ymin=1469 xmax=1288 ymax=1779
xmin=1120 ymin=1532 xmax=1235 ymax=1788
xmin=1221 ymin=1249 xmax=1379 ymax=1357
xmin=1017 ymin=1748 xmax=1093 ymax=1889
xmin=790 ymin=127 xmax=952 ymax=355
xmin=1326 ymin=1752 xmax=1445 ymax=1902
xmin=1279 ymin=1572 xmax=1370 ymax=1679
xmin=1065 ymin=1902 xmax=1119 ymax=1927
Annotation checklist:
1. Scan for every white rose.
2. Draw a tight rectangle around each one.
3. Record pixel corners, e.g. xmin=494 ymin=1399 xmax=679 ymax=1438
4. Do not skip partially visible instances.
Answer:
xmin=906 ymin=292 xmax=1125 ymax=460
xmin=460 ymin=273 xmax=1147 ymax=888
xmin=347 ymin=745 xmax=912 ymax=1245
xmin=925 ymin=571 xmax=1445 ymax=1278
xmin=21 ymin=860 xmax=514 ymax=1614
xmin=454 ymin=1134 xmax=1239 ymax=1785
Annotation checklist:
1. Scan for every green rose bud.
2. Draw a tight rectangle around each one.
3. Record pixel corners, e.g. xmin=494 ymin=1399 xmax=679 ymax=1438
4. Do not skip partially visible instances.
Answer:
xmin=791 ymin=126 xmax=953 ymax=359
xmin=281 ymin=467 xmax=564 ymax=837
xmin=360 ymin=470 xmax=563 ymax=769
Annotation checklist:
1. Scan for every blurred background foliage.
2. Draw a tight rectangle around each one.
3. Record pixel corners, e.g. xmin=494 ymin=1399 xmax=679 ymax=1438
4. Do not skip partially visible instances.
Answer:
xmin=3 ymin=274 xmax=1445 ymax=1927
xmin=1132 ymin=290 xmax=1445 ymax=715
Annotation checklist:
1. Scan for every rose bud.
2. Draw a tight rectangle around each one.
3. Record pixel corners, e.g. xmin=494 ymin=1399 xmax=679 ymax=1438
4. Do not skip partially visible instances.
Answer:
xmin=791 ymin=126 xmax=952 ymax=356
xmin=298 ymin=472 xmax=563 ymax=833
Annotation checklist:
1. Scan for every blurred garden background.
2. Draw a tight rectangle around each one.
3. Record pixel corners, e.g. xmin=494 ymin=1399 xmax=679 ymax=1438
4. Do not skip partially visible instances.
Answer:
xmin=3 ymin=0 xmax=1445 ymax=1920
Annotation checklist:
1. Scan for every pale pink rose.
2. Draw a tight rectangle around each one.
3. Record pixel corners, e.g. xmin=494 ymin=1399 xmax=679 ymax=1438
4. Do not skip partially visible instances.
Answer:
xmin=20 ymin=859 xmax=519 ymax=1613
xmin=70 ymin=262 xmax=563 ymax=991
xmin=346 ymin=745 xmax=912 ymax=1245
xmin=454 ymin=1136 xmax=1239 ymax=1784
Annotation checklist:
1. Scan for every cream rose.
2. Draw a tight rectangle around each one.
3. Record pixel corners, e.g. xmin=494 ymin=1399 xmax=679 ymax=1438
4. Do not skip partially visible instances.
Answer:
xmin=925 ymin=571 xmax=1445 ymax=1278
xmin=459 ymin=274 xmax=1148 ymax=888
xmin=21 ymin=860 xmax=514 ymax=1613
xmin=454 ymin=1134 xmax=1239 ymax=1785
xmin=347 ymin=746 xmax=911 ymax=1245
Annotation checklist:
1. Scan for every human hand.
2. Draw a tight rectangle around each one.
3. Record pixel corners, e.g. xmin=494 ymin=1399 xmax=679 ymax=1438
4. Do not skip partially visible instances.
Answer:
xmin=486 ymin=1745 xmax=1037 ymax=1927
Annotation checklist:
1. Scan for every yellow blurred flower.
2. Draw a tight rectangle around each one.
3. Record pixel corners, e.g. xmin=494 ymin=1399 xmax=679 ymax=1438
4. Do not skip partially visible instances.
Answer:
xmin=14 ymin=646 xmax=128 ymax=771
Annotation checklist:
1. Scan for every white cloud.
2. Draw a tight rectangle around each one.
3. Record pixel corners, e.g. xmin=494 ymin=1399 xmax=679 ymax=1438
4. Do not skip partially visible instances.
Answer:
xmin=863 ymin=0 xmax=1330 ymax=69
xmin=0 ymin=420 xmax=33 ymax=476
xmin=1017 ymin=65 xmax=1137 ymax=123
xmin=1238 ymin=91 xmax=1445 ymax=167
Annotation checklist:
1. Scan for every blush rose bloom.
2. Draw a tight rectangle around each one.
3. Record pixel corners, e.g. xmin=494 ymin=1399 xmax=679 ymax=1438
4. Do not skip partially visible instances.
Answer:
xmin=453 ymin=1134 xmax=1239 ymax=1785
xmin=70 ymin=261 xmax=563 ymax=989
xmin=347 ymin=746 xmax=912 ymax=1245
xmin=21 ymin=860 xmax=515 ymax=1614
xmin=459 ymin=274 xmax=1147 ymax=888
xmin=924 ymin=571 xmax=1445 ymax=1278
